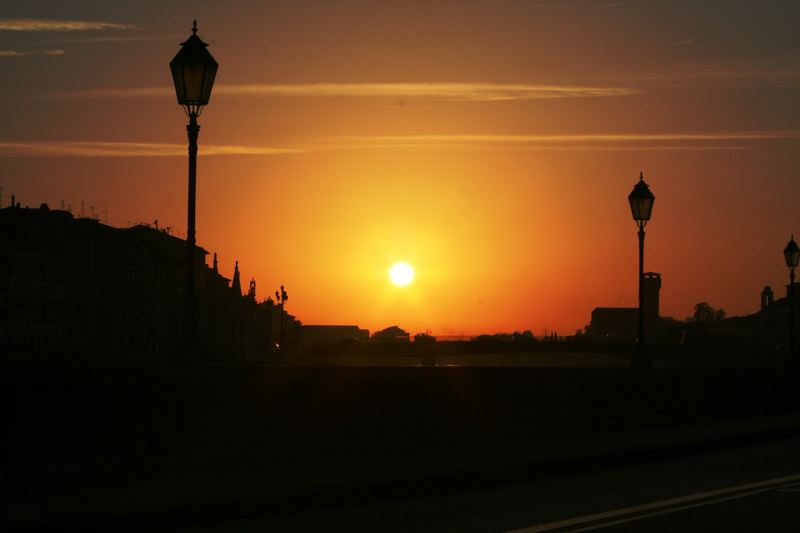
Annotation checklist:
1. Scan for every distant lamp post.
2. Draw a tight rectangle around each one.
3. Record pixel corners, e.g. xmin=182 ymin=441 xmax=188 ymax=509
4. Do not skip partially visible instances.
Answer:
xmin=784 ymin=235 xmax=800 ymax=366
xmin=277 ymin=286 xmax=288 ymax=352
xmin=628 ymin=172 xmax=655 ymax=367
xmin=170 ymin=20 xmax=218 ymax=357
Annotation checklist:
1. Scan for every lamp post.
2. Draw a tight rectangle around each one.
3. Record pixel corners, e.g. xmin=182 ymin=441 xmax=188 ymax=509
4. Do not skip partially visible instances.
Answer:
xmin=170 ymin=21 xmax=218 ymax=358
xmin=628 ymin=172 xmax=655 ymax=367
xmin=277 ymin=285 xmax=288 ymax=352
xmin=784 ymin=235 xmax=800 ymax=367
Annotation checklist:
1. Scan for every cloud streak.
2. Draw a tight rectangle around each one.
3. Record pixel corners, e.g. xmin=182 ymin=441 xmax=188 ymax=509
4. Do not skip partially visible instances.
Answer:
xmin=337 ymin=132 xmax=798 ymax=144
xmin=323 ymin=131 xmax=799 ymax=151
xmin=0 ymin=49 xmax=64 ymax=57
xmin=58 ymin=82 xmax=640 ymax=101
xmin=0 ymin=141 xmax=306 ymax=158
xmin=217 ymin=83 xmax=640 ymax=101
xmin=0 ymin=19 xmax=138 ymax=32
xmin=0 ymin=131 xmax=794 ymax=157
xmin=39 ymin=34 xmax=178 ymax=44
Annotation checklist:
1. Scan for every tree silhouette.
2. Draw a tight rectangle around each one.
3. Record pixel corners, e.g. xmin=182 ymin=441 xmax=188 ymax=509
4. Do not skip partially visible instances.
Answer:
xmin=688 ymin=302 xmax=726 ymax=322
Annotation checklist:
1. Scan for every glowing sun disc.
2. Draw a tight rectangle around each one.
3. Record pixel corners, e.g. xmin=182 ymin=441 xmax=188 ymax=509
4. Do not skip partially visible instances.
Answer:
xmin=389 ymin=262 xmax=415 ymax=286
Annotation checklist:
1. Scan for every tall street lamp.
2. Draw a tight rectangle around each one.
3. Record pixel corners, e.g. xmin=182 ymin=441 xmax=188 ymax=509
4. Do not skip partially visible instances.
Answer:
xmin=170 ymin=21 xmax=218 ymax=358
xmin=628 ymin=172 xmax=655 ymax=367
xmin=784 ymin=235 xmax=799 ymax=367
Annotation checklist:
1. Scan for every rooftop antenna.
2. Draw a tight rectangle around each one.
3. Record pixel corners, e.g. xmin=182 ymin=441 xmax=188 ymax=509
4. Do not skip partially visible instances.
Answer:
xmin=80 ymin=200 xmax=85 ymax=217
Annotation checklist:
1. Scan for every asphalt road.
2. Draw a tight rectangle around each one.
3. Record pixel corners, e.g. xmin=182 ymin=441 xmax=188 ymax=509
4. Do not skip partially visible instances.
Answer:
xmin=177 ymin=435 xmax=800 ymax=533
xmin=7 ymin=366 xmax=800 ymax=531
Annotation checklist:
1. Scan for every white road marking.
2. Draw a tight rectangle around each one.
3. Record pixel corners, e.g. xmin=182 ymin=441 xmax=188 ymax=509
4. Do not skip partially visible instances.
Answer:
xmin=776 ymin=483 xmax=800 ymax=493
xmin=505 ymin=473 xmax=800 ymax=533
xmin=564 ymin=486 xmax=779 ymax=532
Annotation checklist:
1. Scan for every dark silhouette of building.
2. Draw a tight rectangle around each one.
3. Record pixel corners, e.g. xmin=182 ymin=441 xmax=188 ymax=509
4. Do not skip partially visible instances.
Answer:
xmin=298 ymin=325 xmax=369 ymax=351
xmin=761 ymin=285 xmax=774 ymax=311
xmin=685 ymin=281 xmax=800 ymax=353
xmin=372 ymin=325 xmax=411 ymax=343
xmin=231 ymin=260 xmax=242 ymax=296
xmin=0 ymin=204 xmax=299 ymax=363
xmin=589 ymin=272 xmax=662 ymax=341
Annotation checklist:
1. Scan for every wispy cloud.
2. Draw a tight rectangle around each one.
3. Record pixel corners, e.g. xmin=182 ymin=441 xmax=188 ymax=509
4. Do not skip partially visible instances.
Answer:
xmin=339 ymin=131 xmax=800 ymax=148
xmin=39 ymin=34 xmax=177 ymax=44
xmin=0 ymin=19 xmax=138 ymax=32
xmin=323 ymin=131 xmax=798 ymax=151
xmin=337 ymin=132 xmax=798 ymax=144
xmin=57 ymin=82 xmax=641 ymax=101
xmin=321 ymin=129 xmax=800 ymax=154
xmin=0 ymin=131 xmax=794 ymax=157
xmin=0 ymin=141 xmax=305 ymax=158
xmin=0 ymin=49 xmax=64 ymax=57
xmin=325 ymin=142 xmax=752 ymax=152
xmin=219 ymin=83 xmax=640 ymax=101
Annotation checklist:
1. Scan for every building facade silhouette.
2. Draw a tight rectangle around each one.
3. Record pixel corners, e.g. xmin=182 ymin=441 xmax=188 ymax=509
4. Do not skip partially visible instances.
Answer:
xmin=297 ymin=325 xmax=370 ymax=351
xmin=589 ymin=272 xmax=662 ymax=342
xmin=0 ymin=204 xmax=298 ymax=363
xmin=684 ymin=282 xmax=800 ymax=353
xmin=761 ymin=285 xmax=774 ymax=311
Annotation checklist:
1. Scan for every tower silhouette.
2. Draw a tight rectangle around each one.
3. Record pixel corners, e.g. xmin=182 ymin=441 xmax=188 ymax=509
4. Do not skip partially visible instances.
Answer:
xmin=761 ymin=285 xmax=774 ymax=311
xmin=231 ymin=260 xmax=242 ymax=296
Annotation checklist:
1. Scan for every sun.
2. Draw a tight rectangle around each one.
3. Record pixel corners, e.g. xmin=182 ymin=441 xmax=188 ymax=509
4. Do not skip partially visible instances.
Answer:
xmin=389 ymin=262 xmax=415 ymax=287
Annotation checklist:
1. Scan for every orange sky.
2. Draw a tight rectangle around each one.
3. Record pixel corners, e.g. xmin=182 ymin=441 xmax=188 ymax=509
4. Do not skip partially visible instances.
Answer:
xmin=1 ymin=2 xmax=799 ymax=335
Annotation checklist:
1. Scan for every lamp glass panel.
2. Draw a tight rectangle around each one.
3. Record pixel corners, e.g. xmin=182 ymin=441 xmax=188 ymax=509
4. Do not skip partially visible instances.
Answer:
xmin=200 ymin=63 xmax=217 ymax=102
xmin=170 ymin=63 xmax=186 ymax=104
xmin=171 ymin=62 xmax=217 ymax=105
xmin=786 ymin=245 xmax=800 ymax=268
xmin=182 ymin=62 xmax=207 ymax=104
xmin=629 ymin=196 xmax=653 ymax=221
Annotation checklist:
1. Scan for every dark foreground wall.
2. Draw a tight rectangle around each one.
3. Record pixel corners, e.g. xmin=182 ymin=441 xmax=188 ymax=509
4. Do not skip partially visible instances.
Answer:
xmin=4 ymin=366 xmax=800 ymax=461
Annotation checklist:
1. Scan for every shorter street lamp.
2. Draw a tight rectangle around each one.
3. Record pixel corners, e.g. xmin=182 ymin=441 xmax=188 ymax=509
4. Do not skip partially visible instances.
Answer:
xmin=170 ymin=20 xmax=218 ymax=358
xmin=275 ymin=286 xmax=288 ymax=352
xmin=784 ymin=235 xmax=799 ymax=366
xmin=628 ymin=172 xmax=655 ymax=367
